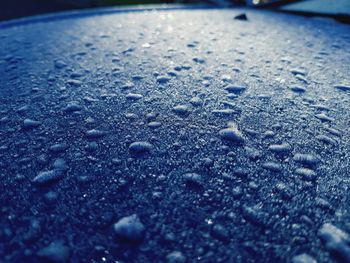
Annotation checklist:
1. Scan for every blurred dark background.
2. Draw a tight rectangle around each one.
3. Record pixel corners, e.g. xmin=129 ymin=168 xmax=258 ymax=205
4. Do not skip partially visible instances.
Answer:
xmin=0 ymin=0 xmax=185 ymax=21
xmin=1 ymin=0 xmax=350 ymax=22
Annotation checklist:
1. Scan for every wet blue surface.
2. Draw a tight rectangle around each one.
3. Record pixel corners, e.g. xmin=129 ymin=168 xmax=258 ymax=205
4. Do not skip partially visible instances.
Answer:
xmin=0 ymin=6 xmax=350 ymax=263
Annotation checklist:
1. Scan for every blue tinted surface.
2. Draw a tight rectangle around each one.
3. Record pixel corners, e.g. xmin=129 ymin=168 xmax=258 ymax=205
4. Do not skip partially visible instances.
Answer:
xmin=0 ymin=7 xmax=350 ymax=263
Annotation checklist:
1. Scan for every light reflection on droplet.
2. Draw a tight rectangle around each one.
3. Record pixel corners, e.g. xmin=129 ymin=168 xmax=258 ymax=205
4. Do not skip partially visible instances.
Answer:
xmin=206 ymin=219 xmax=213 ymax=225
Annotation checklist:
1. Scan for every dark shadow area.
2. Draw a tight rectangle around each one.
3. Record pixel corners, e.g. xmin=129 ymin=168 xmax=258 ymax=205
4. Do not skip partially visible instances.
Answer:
xmin=0 ymin=0 xmax=183 ymax=21
xmin=0 ymin=0 xmax=81 ymax=21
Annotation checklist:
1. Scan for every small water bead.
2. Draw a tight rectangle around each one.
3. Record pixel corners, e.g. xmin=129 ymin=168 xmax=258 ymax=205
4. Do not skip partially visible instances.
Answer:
xmin=156 ymin=76 xmax=171 ymax=83
xmin=126 ymin=93 xmax=143 ymax=101
xmin=221 ymin=101 xmax=235 ymax=108
xmin=315 ymin=135 xmax=337 ymax=145
xmin=132 ymin=75 xmax=143 ymax=81
xmin=192 ymin=57 xmax=205 ymax=64
xmin=290 ymin=85 xmax=306 ymax=93
xmin=263 ymin=130 xmax=275 ymax=138
xmin=182 ymin=65 xmax=192 ymax=70
xmin=49 ymin=143 xmax=69 ymax=153
xmin=23 ymin=119 xmax=42 ymax=129
xmin=295 ymin=74 xmax=308 ymax=84
xmin=291 ymin=254 xmax=317 ymax=263
xmin=32 ymin=159 xmax=68 ymax=185
xmin=121 ymin=82 xmax=135 ymax=90
xmin=261 ymin=162 xmax=282 ymax=172
xmin=147 ymin=121 xmax=162 ymax=129
xmin=211 ymin=224 xmax=229 ymax=241
xmin=225 ymin=85 xmax=246 ymax=94
xmin=173 ymin=105 xmax=190 ymax=116
xmin=142 ymin=43 xmax=151 ymax=48
xmin=219 ymin=126 xmax=245 ymax=144
xmin=166 ymin=251 xmax=186 ymax=263
xmin=268 ymin=143 xmax=292 ymax=155
xmin=324 ymin=127 xmax=342 ymax=137
xmin=129 ymin=141 xmax=153 ymax=156
xmin=189 ymin=97 xmax=203 ymax=107
xmin=242 ymin=205 xmax=268 ymax=227
xmin=182 ymin=173 xmax=203 ymax=187
xmin=315 ymin=113 xmax=334 ymax=122
xmin=54 ymin=60 xmax=67 ymax=69
xmin=244 ymin=146 xmax=261 ymax=160
xmin=85 ymin=129 xmax=107 ymax=139
xmin=293 ymin=153 xmax=319 ymax=167
xmin=212 ymin=109 xmax=235 ymax=115
xmin=64 ymin=102 xmax=83 ymax=113
xmin=167 ymin=71 xmax=177 ymax=77
xmin=67 ymin=79 xmax=82 ymax=87
xmin=318 ymin=223 xmax=350 ymax=261
xmin=187 ymin=42 xmax=197 ymax=48
xmin=334 ymin=84 xmax=350 ymax=92
xmin=70 ymin=72 xmax=84 ymax=79
xmin=32 ymin=170 xmax=63 ymax=185
xmin=290 ymin=68 xmax=306 ymax=76
xmin=44 ymin=191 xmax=59 ymax=203
xmin=37 ymin=241 xmax=70 ymax=263
xmin=311 ymin=104 xmax=330 ymax=111
xmin=53 ymin=158 xmax=68 ymax=171
xmin=295 ymin=168 xmax=317 ymax=181
xmin=16 ymin=105 xmax=28 ymax=114
xmin=86 ymin=141 xmax=98 ymax=152
xmin=113 ymin=214 xmax=145 ymax=242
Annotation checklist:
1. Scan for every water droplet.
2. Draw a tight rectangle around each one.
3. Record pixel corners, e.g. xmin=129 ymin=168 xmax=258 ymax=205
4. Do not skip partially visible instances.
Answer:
xmin=85 ymin=129 xmax=107 ymax=139
xmin=315 ymin=135 xmax=337 ymax=145
xmin=23 ymin=119 xmax=41 ymax=129
xmin=293 ymin=153 xmax=319 ymax=167
xmin=113 ymin=214 xmax=145 ymax=242
xmin=64 ymin=101 xmax=83 ymax=113
xmin=129 ymin=141 xmax=153 ymax=156
xmin=295 ymin=168 xmax=317 ymax=181
xmin=67 ymin=79 xmax=82 ymax=87
xmin=315 ymin=113 xmax=333 ymax=122
xmin=126 ymin=93 xmax=143 ymax=101
xmin=290 ymin=85 xmax=306 ymax=93
xmin=225 ymin=85 xmax=246 ymax=94
xmin=334 ymin=84 xmax=350 ymax=92
xmin=261 ymin=161 xmax=282 ymax=172
xmin=219 ymin=125 xmax=245 ymax=144
xmin=173 ymin=105 xmax=190 ymax=116
xmin=32 ymin=159 xmax=68 ymax=185
xmin=54 ymin=60 xmax=67 ymax=69
xmin=291 ymin=254 xmax=316 ymax=263
xmin=268 ymin=143 xmax=292 ymax=155
xmin=156 ymin=76 xmax=171 ymax=83
xmin=37 ymin=241 xmax=70 ymax=263
xmin=290 ymin=68 xmax=306 ymax=76
xmin=182 ymin=173 xmax=202 ymax=188
xmin=49 ymin=143 xmax=69 ymax=153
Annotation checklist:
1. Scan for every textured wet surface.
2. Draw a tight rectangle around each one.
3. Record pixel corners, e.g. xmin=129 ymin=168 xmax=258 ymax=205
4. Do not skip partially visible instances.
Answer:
xmin=0 ymin=7 xmax=350 ymax=263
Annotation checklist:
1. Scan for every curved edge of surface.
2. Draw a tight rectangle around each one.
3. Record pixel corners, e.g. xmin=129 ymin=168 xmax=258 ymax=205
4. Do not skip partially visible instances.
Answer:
xmin=0 ymin=4 xmax=215 ymax=30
